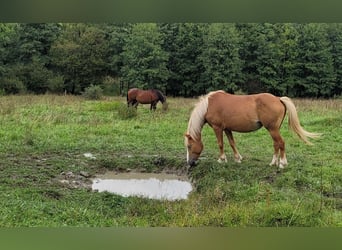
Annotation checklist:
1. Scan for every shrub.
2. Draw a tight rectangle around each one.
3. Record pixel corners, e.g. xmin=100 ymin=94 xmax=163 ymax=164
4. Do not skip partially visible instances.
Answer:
xmin=102 ymin=76 xmax=121 ymax=96
xmin=47 ymin=75 xmax=64 ymax=93
xmin=117 ymin=103 xmax=137 ymax=119
xmin=0 ymin=76 xmax=26 ymax=94
xmin=82 ymin=84 xmax=104 ymax=100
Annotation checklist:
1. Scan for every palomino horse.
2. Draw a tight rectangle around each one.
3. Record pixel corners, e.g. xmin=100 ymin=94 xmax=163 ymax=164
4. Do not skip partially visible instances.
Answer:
xmin=127 ymin=88 xmax=167 ymax=111
xmin=185 ymin=90 xmax=320 ymax=168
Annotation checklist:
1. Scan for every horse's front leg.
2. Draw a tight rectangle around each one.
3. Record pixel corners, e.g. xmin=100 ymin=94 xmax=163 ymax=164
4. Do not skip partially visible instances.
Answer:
xmin=150 ymin=101 xmax=155 ymax=111
xmin=224 ymin=130 xmax=242 ymax=163
xmin=213 ymin=126 xmax=227 ymax=163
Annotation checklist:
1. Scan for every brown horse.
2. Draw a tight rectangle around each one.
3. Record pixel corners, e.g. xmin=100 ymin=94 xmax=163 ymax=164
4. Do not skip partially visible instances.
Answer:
xmin=127 ymin=88 xmax=167 ymax=111
xmin=184 ymin=90 xmax=321 ymax=168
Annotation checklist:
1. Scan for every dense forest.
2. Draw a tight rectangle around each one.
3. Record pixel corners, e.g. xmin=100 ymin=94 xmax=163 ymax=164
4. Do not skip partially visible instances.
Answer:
xmin=0 ymin=23 xmax=341 ymax=98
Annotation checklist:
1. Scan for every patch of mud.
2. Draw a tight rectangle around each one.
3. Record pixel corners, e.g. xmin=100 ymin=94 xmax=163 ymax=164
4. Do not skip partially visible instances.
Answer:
xmin=56 ymin=171 xmax=93 ymax=190
xmin=94 ymin=171 xmax=189 ymax=181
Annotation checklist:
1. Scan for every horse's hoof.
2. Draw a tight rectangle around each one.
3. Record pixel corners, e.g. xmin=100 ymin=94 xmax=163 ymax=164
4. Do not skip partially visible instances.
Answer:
xmin=234 ymin=154 xmax=243 ymax=163
xmin=278 ymin=162 xmax=288 ymax=169
xmin=269 ymin=156 xmax=278 ymax=166
xmin=280 ymin=158 xmax=288 ymax=167
xmin=217 ymin=158 xmax=227 ymax=163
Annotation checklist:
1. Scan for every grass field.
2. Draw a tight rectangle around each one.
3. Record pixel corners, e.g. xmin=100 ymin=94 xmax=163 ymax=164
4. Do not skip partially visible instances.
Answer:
xmin=0 ymin=94 xmax=341 ymax=226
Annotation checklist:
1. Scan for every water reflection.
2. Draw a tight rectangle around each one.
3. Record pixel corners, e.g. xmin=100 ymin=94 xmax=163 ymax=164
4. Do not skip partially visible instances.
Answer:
xmin=92 ymin=172 xmax=192 ymax=201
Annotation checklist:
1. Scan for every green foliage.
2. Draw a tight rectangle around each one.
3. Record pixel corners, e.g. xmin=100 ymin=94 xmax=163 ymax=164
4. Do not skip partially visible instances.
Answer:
xmin=49 ymin=24 xmax=110 ymax=94
xmin=82 ymin=84 xmax=104 ymax=100
xmin=200 ymin=23 xmax=243 ymax=92
xmin=164 ymin=23 xmax=206 ymax=96
xmin=294 ymin=24 xmax=336 ymax=97
xmin=0 ymin=74 xmax=26 ymax=94
xmin=121 ymin=23 xmax=169 ymax=91
xmin=116 ymin=103 xmax=137 ymax=119
xmin=238 ymin=23 xmax=284 ymax=95
xmin=1 ymin=23 xmax=342 ymax=97
xmin=277 ymin=23 xmax=301 ymax=96
xmin=46 ymin=74 xmax=64 ymax=93
xmin=101 ymin=76 xmax=121 ymax=96
xmin=327 ymin=24 xmax=342 ymax=96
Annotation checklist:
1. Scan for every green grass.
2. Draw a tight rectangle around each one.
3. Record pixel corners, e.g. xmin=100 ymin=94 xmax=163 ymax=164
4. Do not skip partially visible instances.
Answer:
xmin=0 ymin=94 xmax=341 ymax=227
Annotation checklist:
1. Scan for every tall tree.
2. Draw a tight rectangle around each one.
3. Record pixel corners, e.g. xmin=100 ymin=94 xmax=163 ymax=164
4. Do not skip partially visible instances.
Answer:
xmin=15 ymin=23 xmax=62 ymax=64
xmin=106 ymin=23 xmax=131 ymax=77
xmin=120 ymin=23 xmax=169 ymax=92
xmin=327 ymin=23 xmax=342 ymax=96
xmin=50 ymin=24 xmax=109 ymax=94
xmin=105 ymin=23 xmax=132 ymax=95
xmin=159 ymin=23 xmax=182 ymax=96
xmin=255 ymin=23 xmax=284 ymax=95
xmin=295 ymin=24 xmax=336 ymax=97
xmin=0 ymin=23 xmax=25 ymax=94
xmin=1 ymin=23 xmax=62 ymax=94
xmin=0 ymin=24 xmax=15 ymax=75
xmin=162 ymin=23 xmax=206 ymax=97
xmin=277 ymin=23 xmax=301 ymax=97
xmin=200 ymin=23 xmax=243 ymax=93
xmin=237 ymin=23 xmax=285 ymax=95
xmin=236 ymin=23 xmax=262 ymax=93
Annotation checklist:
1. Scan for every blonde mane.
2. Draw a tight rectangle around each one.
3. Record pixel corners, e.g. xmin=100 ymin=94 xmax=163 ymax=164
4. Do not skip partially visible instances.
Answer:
xmin=187 ymin=91 xmax=221 ymax=141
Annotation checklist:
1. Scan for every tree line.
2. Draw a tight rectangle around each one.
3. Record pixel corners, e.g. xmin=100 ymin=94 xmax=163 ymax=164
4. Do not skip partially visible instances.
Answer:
xmin=0 ymin=23 xmax=341 ymax=98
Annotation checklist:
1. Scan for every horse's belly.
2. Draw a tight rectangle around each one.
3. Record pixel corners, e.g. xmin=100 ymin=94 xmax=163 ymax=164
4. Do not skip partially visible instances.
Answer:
xmin=137 ymin=100 xmax=151 ymax=104
xmin=209 ymin=117 xmax=262 ymax=132
xmin=227 ymin=121 xmax=263 ymax=132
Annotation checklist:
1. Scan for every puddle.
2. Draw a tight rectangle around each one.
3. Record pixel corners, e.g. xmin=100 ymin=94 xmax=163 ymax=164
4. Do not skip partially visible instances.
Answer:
xmin=92 ymin=172 xmax=192 ymax=201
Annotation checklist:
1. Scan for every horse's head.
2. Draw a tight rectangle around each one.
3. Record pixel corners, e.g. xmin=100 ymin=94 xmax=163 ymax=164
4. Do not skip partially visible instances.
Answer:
xmin=184 ymin=133 xmax=203 ymax=167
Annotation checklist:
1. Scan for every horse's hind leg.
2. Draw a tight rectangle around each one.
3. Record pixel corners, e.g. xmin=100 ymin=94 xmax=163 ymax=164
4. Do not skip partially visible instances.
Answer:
xmin=268 ymin=129 xmax=287 ymax=168
xmin=128 ymin=99 xmax=138 ymax=108
xmin=225 ymin=130 xmax=243 ymax=163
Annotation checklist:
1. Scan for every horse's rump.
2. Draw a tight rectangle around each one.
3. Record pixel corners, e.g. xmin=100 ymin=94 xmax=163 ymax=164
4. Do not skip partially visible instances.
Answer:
xmin=127 ymin=88 xmax=139 ymax=101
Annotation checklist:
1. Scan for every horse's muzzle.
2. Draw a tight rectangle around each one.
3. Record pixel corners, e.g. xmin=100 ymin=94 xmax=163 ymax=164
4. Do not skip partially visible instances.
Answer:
xmin=187 ymin=159 xmax=197 ymax=168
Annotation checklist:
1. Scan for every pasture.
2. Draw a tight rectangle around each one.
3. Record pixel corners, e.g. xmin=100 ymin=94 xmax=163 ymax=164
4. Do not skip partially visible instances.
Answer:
xmin=0 ymin=94 xmax=341 ymax=226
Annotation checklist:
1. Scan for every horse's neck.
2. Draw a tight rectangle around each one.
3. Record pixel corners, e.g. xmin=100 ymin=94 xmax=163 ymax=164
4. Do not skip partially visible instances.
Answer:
xmin=188 ymin=117 xmax=205 ymax=142
xmin=195 ymin=132 xmax=202 ymax=142
xmin=188 ymin=97 xmax=208 ymax=141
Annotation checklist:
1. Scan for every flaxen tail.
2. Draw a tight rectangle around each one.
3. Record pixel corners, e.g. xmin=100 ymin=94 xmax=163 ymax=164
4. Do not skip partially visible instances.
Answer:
xmin=280 ymin=97 xmax=321 ymax=145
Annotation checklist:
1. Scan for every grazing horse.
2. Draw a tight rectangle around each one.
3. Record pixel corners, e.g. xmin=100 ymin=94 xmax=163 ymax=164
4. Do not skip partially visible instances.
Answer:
xmin=184 ymin=90 xmax=320 ymax=168
xmin=127 ymin=88 xmax=167 ymax=111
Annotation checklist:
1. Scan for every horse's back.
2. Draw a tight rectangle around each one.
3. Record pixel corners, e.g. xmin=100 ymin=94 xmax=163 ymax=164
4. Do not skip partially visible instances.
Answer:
xmin=128 ymin=88 xmax=139 ymax=94
xmin=134 ymin=89 xmax=151 ymax=104
xmin=208 ymin=91 xmax=282 ymax=112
